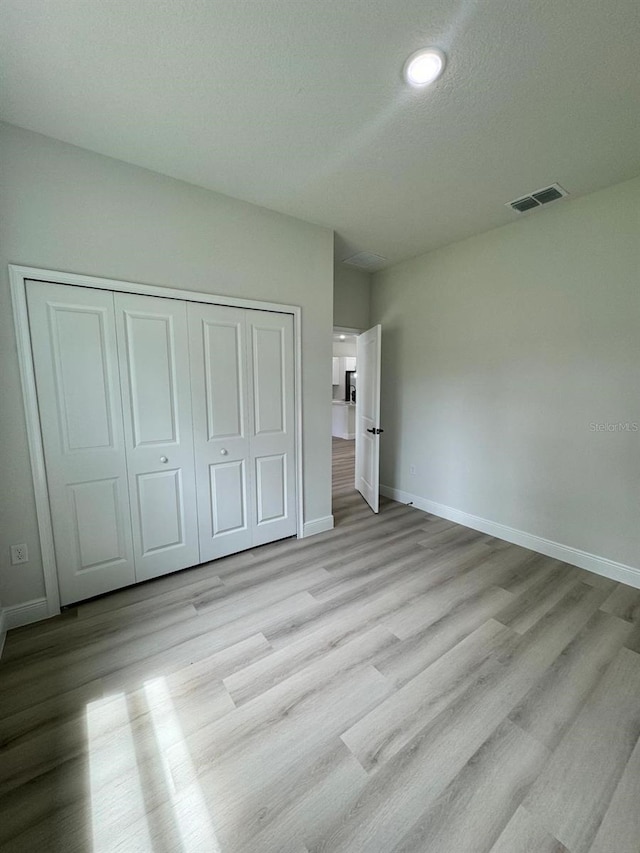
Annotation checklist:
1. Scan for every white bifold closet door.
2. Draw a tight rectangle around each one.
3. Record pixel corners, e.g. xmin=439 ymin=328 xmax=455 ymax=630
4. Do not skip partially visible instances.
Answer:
xmin=26 ymin=281 xmax=137 ymax=604
xmin=187 ymin=303 xmax=297 ymax=562
xmin=247 ymin=309 xmax=296 ymax=545
xmin=114 ymin=292 xmax=200 ymax=581
xmin=27 ymin=280 xmax=297 ymax=606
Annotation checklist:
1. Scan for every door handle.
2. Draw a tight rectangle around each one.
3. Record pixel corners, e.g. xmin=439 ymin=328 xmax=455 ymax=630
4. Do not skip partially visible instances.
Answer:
xmin=160 ymin=456 xmax=169 ymax=463
xmin=367 ymin=428 xmax=384 ymax=435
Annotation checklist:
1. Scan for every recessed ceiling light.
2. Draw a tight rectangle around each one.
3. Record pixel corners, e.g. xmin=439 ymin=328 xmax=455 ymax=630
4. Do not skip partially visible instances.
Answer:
xmin=339 ymin=335 xmax=346 ymax=340
xmin=403 ymin=48 xmax=446 ymax=87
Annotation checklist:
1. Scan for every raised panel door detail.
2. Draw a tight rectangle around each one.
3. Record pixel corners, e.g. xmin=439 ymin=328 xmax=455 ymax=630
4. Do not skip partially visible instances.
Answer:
xmin=362 ymin=437 xmax=375 ymax=491
xmin=68 ymin=478 xmax=126 ymax=571
xmin=361 ymin=338 xmax=376 ymax=421
xmin=209 ymin=460 xmax=247 ymax=536
xmin=247 ymin=310 xmax=296 ymax=547
xmin=136 ymin=469 xmax=184 ymax=555
xmin=27 ymin=280 xmax=136 ymax=605
xmin=187 ymin=303 xmax=253 ymax=564
xmin=123 ymin=312 xmax=178 ymax=447
xmin=252 ymin=326 xmax=285 ymax=435
xmin=255 ymin=454 xmax=287 ymax=524
xmin=360 ymin=335 xmax=376 ymax=494
xmin=203 ymin=320 xmax=244 ymax=441
xmin=117 ymin=293 xmax=199 ymax=581
xmin=48 ymin=305 xmax=114 ymax=452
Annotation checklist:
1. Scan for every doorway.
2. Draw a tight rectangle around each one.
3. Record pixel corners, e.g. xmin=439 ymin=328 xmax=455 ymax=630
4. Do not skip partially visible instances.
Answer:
xmin=331 ymin=327 xmax=359 ymax=521
xmin=331 ymin=324 xmax=383 ymax=518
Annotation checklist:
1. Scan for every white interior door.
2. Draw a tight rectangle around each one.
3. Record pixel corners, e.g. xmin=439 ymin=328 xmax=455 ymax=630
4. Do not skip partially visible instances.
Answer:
xmin=188 ymin=303 xmax=254 ymax=562
xmin=355 ymin=324 xmax=382 ymax=512
xmin=26 ymin=281 xmax=136 ymax=605
xmin=248 ymin=310 xmax=297 ymax=546
xmin=115 ymin=292 xmax=199 ymax=581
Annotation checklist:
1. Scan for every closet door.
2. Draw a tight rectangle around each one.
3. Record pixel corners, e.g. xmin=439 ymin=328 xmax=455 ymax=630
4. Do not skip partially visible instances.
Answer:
xmin=115 ymin=292 xmax=199 ymax=581
xmin=247 ymin=310 xmax=297 ymax=546
xmin=188 ymin=304 xmax=254 ymax=561
xmin=26 ymin=281 xmax=136 ymax=605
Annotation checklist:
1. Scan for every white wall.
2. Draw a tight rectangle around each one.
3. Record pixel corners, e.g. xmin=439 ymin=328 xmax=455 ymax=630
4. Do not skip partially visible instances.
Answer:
xmin=372 ymin=176 xmax=640 ymax=574
xmin=333 ymin=340 xmax=357 ymax=357
xmin=334 ymin=261 xmax=371 ymax=329
xmin=0 ymin=122 xmax=334 ymax=609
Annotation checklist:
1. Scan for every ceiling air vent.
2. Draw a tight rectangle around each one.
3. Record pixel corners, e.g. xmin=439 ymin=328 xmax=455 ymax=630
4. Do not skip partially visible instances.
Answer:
xmin=506 ymin=183 xmax=568 ymax=214
xmin=510 ymin=196 xmax=540 ymax=213
xmin=342 ymin=251 xmax=387 ymax=272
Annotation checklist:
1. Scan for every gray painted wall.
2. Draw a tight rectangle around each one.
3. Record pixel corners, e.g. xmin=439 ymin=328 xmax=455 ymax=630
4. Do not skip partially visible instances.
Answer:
xmin=334 ymin=262 xmax=371 ymax=329
xmin=372 ymin=176 xmax=640 ymax=570
xmin=0 ymin=122 xmax=334 ymax=608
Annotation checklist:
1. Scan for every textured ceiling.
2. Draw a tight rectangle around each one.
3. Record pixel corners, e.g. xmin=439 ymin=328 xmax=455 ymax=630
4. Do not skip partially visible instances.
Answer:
xmin=1 ymin=0 xmax=639 ymax=267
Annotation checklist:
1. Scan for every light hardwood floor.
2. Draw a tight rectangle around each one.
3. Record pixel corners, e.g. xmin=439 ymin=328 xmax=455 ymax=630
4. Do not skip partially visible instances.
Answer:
xmin=1 ymin=437 xmax=640 ymax=852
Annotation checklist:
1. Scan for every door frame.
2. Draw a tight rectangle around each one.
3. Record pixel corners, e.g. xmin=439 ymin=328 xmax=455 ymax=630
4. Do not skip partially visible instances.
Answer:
xmin=10 ymin=264 xmax=305 ymax=617
xmin=333 ymin=325 xmax=362 ymax=336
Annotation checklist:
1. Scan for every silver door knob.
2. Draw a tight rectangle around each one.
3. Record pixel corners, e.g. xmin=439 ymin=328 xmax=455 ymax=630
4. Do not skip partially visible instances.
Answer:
xmin=220 ymin=449 xmax=228 ymax=456
xmin=160 ymin=456 xmax=168 ymax=463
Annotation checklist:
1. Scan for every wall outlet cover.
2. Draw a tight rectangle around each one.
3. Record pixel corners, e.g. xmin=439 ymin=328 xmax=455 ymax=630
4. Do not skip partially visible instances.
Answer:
xmin=10 ymin=544 xmax=28 ymax=565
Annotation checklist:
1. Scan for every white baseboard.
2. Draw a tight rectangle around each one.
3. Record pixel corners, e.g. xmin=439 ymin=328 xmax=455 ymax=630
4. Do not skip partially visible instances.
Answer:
xmin=3 ymin=597 xmax=50 ymax=630
xmin=0 ymin=607 xmax=6 ymax=658
xmin=302 ymin=515 xmax=335 ymax=538
xmin=380 ymin=484 xmax=640 ymax=590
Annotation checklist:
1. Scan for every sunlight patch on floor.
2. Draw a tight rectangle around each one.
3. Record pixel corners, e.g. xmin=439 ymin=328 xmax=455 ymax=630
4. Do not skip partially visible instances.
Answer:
xmin=86 ymin=679 xmax=220 ymax=853
xmin=144 ymin=677 xmax=221 ymax=853
xmin=86 ymin=693 xmax=153 ymax=853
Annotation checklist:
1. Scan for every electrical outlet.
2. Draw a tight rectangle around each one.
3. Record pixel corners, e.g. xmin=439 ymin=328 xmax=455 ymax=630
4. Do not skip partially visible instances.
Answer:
xmin=10 ymin=543 xmax=28 ymax=565
xmin=410 ymin=465 xmax=417 ymax=476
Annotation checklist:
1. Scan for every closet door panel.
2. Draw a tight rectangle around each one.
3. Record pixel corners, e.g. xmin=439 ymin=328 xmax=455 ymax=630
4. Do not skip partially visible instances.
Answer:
xmin=26 ymin=281 xmax=135 ymax=604
xmin=116 ymin=293 xmax=199 ymax=580
xmin=68 ymin=478 xmax=128 ymax=571
xmin=188 ymin=303 xmax=253 ymax=561
xmin=255 ymin=454 xmax=287 ymax=524
xmin=204 ymin=321 xmax=245 ymax=441
xmin=209 ymin=459 xmax=247 ymax=534
xmin=248 ymin=311 xmax=297 ymax=545
xmin=253 ymin=326 xmax=285 ymax=434
xmin=136 ymin=469 xmax=184 ymax=553
xmin=123 ymin=312 xmax=179 ymax=446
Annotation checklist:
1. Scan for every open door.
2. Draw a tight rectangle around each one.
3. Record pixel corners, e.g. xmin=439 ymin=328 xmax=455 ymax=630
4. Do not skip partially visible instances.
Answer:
xmin=355 ymin=324 xmax=382 ymax=512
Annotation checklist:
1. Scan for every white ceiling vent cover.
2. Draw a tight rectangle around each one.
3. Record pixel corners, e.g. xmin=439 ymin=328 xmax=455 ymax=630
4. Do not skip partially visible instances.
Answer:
xmin=506 ymin=183 xmax=569 ymax=214
xmin=343 ymin=252 xmax=388 ymax=271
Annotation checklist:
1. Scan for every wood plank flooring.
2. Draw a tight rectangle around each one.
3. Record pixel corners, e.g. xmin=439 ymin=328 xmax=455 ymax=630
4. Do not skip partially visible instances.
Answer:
xmin=1 ymin=436 xmax=639 ymax=852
